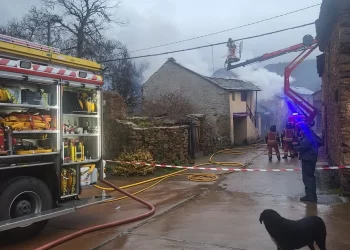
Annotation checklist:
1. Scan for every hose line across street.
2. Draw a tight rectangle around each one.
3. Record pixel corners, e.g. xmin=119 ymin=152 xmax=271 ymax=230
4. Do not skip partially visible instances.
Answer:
xmin=35 ymin=145 xmax=265 ymax=250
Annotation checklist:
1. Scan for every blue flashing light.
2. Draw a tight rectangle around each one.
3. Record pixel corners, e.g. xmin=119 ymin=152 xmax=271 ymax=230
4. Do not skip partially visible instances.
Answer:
xmin=292 ymin=113 xmax=299 ymax=116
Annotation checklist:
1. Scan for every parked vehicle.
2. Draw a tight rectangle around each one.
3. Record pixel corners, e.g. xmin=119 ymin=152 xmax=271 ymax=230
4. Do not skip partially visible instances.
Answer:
xmin=0 ymin=34 xmax=111 ymax=242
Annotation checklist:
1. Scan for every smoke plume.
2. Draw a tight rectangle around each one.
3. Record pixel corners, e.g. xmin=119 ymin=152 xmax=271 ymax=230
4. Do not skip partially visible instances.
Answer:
xmin=232 ymin=64 xmax=295 ymax=100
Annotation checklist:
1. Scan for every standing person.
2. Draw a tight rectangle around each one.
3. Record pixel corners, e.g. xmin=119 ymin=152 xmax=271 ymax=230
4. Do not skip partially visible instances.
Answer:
xmin=281 ymin=122 xmax=296 ymax=159
xmin=265 ymin=125 xmax=281 ymax=161
xmin=293 ymin=122 xmax=319 ymax=202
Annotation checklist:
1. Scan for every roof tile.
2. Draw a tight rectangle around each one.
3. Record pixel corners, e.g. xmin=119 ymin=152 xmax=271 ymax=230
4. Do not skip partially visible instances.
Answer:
xmin=206 ymin=77 xmax=261 ymax=91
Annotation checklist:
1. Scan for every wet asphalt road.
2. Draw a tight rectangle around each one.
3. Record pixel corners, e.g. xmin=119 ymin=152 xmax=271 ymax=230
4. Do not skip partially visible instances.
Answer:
xmin=3 ymin=146 xmax=350 ymax=250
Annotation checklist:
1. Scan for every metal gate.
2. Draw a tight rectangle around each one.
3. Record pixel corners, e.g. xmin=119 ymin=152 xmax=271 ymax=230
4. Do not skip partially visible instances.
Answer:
xmin=188 ymin=120 xmax=201 ymax=159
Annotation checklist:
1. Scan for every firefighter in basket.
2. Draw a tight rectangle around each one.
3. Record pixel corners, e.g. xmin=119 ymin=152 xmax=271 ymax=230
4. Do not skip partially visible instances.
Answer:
xmin=265 ymin=125 xmax=281 ymax=161
xmin=281 ymin=122 xmax=297 ymax=159
xmin=226 ymin=38 xmax=239 ymax=64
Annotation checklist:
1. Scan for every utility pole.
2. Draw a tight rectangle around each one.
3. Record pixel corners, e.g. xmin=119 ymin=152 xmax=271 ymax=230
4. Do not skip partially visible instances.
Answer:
xmin=211 ymin=45 xmax=214 ymax=73
xmin=47 ymin=19 xmax=51 ymax=46
xmin=206 ymin=42 xmax=215 ymax=74
xmin=47 ymin=15 xmax=60 ymax=47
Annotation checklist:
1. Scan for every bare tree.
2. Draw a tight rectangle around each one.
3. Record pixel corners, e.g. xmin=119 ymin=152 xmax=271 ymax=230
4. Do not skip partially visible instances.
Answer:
xmin=142 ymin=91 xmax=195 ymax=118
xmin=1 ymin=1 xmax=148 ymax=113
xmin=1 ymin=6 xmax=62 ymax=46
xmin=0 ymin=19 xmax=25 ymax=39
xmin=102 ymin=43 xmax=149 ymax=111
xmin=43 ymin=0 xmax=123 ymax=58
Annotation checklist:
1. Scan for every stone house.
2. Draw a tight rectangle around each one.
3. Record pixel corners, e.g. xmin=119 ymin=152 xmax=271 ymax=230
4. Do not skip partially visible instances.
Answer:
xmin=316 ymin=0 xmax=350 ymax=162
xmin=312 ymin=90 xmax=323 ymax=134
xmin=315 ymin=0 xmax=350 ymax=192
xmin=142 ymin=58 xmax=261 ymax=145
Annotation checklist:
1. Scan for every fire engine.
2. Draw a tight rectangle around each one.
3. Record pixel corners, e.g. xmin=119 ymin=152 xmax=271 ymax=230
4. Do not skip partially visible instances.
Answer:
xmin=0 ymin=34 xmax=113 ymax=242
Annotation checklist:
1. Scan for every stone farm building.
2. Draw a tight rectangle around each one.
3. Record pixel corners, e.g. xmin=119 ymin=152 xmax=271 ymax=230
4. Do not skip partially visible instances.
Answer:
xmin=316 ymin=0 xmax=350 ymax=166
xmin=142 ymin=57 xmax=261 ymax=145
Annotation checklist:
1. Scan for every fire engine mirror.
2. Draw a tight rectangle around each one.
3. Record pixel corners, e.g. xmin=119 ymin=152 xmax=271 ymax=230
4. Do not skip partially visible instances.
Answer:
xmin=78 ymin=71 xmax=87 ymax=78
xmin=302 ymin=35 xmax=314 ymax=46
xmin=19 ymin=61 xmax=32 ymax=69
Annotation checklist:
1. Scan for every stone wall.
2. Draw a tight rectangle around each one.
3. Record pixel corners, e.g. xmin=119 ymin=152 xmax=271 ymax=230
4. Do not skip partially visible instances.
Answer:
xmin=103 ymin=119 xmax=189 ymax=164
xmin=103 ymin=91 xmax=127 ymax=120
xmin=142 ymin=58 xmax=230 ymax=139
xmin=102 ymin=91 xmax=127 ymax=160
xmin=317 ymin=0 xmax=350 ymax=192
xmin=201 ymin=120 xmax=231 ymax=155
xmin=320 ymin=7 xmax=350 ymax=165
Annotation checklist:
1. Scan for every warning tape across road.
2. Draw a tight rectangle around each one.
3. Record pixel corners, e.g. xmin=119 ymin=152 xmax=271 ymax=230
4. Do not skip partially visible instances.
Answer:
xmin=105 ymin=160 xmax=350 ymax=172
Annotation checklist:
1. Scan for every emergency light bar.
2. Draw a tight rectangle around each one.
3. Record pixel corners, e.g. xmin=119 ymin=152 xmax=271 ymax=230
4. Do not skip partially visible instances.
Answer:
xmin=0 ymin=34 xmax=61 ymax=54
xmin=0 ymin=57 xmax=103 ymax=85
xmin=0 ymin=34 xmax=102 ymax=72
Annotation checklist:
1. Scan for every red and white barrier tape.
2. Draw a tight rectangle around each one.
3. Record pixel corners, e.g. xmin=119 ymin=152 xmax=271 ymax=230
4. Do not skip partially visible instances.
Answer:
xmin=105 ymin=160 xmax=350 ymax=172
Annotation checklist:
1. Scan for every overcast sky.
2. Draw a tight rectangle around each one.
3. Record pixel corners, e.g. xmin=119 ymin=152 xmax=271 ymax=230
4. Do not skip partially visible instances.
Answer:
xmin=0 ymin=0 xmax=322 ymax=98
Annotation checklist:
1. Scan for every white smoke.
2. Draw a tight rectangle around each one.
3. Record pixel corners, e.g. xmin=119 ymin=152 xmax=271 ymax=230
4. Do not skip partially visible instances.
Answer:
xmin=111 ymin=4 xmax=299 ymax=100
xmin=232 ymin=64 xmax=295 ymax=100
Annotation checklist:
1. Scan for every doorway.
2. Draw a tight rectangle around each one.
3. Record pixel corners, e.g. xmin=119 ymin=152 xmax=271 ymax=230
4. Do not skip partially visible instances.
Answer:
xmin=233 ymin=117 xmax=247 ymax=145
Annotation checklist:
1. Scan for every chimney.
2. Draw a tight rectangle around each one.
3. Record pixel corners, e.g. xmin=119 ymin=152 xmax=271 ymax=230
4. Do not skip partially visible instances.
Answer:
xmin=168 ymin=57 xmax=176 ymax=63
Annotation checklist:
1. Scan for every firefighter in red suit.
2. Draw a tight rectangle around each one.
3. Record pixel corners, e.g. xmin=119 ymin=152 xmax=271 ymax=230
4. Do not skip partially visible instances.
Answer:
xmin=281 ymin=122 xmax=296 ymax=159
xmin=265 ymin=125 xmax=281 ymax=161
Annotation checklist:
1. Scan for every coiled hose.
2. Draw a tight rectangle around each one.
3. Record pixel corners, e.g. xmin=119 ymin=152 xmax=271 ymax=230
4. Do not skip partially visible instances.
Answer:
xmin=94 ymin=145 xmax=266 ymax=201
xmin=35 ymin=144 xmax=266 ymax=249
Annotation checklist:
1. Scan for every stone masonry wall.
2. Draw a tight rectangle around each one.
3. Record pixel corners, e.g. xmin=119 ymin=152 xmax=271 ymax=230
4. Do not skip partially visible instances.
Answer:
xmin=323 ymin=10 xmax=350 ymax=165
xmin=201 ymin=120 xmax=231 ymax=156
xmin=321 ymin=6 xmax=350 ymax=192
xmin=102 ymin=91 xmax=127 ymax=160
xmin=323 ymin=21 xmax=342 ymax=165
xmin=142 ymin=59 xmax=231 ymax=140
xmin=103 ymin=119 xmax=189 ymax=164
xmin=103 ymin=91 xmax=127 ymax=120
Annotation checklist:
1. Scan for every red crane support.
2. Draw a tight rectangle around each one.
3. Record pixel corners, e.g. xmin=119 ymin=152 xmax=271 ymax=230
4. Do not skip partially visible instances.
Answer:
xmin=225 ymin=35 xmax=319 ymax=126
xmin=284 ymin=43 xmax=319 ymax=124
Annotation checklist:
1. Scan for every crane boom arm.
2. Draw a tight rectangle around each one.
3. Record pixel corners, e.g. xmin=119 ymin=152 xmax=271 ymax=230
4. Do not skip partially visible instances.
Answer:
xmin=226 ymin=39 xmax=317 ymax=70
xmin=225 ymin=36 xmax=319 ymax=126
xmin=284 ymin=43 xmax=319 ymax=124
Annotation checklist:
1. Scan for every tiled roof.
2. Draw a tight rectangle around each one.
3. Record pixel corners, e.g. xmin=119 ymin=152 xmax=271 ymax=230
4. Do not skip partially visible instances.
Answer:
xmin=206 ymin=77 xmax=261 ymax=91
xmin=162 ymin=58 xmax=260 ymax=92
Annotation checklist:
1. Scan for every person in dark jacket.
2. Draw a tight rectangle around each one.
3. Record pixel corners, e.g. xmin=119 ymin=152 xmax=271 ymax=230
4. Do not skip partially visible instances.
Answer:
xmin=293 ymin=122 xmax=319 ymax=202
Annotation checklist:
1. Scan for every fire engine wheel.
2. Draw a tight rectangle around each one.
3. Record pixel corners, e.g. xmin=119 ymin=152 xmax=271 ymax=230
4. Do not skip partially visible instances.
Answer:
xmin=0 ymin=176 xmax=52 ymax=243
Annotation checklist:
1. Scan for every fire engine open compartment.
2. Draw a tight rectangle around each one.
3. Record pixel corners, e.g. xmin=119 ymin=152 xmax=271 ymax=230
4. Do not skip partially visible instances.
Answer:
xmin=0 ymin=34 xmax=111 ymax=241
xmin=59 ymin=86 xmax=102 ymax=199
xmin=0 ymin=78 xmax=60 ymax=167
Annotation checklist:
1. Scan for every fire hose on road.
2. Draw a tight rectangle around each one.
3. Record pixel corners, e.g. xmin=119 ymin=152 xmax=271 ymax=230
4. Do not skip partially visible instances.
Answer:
xmin=34 ymin=145 xmax=265 ymax=250
xmin=34 ymin=179 xmax=155 ymax=250
xmin=95 ymin=145 xmax=266 ymax=193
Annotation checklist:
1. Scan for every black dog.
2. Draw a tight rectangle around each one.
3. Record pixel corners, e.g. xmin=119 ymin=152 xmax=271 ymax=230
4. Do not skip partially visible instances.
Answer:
xmin=259 ymin=209 xmax=326 ymax=250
